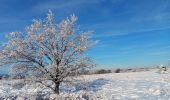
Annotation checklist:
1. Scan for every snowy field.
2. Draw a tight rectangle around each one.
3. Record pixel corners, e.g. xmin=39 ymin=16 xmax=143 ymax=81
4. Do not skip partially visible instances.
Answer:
xmin=1 ymin=69 xmax=170 ymax=99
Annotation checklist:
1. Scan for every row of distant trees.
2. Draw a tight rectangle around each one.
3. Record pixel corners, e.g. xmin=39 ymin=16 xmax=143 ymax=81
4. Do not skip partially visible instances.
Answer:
xmin=0 ymin=67 xmax=151 ymax=80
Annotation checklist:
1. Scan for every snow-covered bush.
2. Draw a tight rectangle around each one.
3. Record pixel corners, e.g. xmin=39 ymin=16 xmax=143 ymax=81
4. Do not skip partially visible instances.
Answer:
xmin=12 ymin=81 xmax=25 ymax=89
xmin=158 ymin=65 xmax=167 ymax=74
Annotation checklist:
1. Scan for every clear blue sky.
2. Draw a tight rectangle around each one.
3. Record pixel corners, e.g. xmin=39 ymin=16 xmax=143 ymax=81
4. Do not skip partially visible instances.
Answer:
xmin=0 ymin=0 xmax=170 ymax=74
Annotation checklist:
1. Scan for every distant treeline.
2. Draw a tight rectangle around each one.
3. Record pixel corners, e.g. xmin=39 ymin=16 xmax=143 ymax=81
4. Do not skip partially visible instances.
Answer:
xmin=0 ymin=68 xmax=150 ymax=80
xmin=88 ymin=68 xmax=150 ymax=75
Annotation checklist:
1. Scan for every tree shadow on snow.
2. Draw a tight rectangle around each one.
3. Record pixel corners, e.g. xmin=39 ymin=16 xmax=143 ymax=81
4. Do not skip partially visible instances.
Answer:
xmin=74 ymin=78 xmax=109 ymax=92
xmin=84 ymin=78 xmax=110 ymax=92
xmin=61 ymin=78 xmax=110 ymax=93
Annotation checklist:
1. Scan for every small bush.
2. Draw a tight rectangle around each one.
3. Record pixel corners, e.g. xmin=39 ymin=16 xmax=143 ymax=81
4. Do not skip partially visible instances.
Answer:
xmin=12 ymin=81 xmax=25 ymax=89
xmin=94 ymin=69 xmax=112 ymax=74
xmin=115 ymin=69 xmax=121 ymax=73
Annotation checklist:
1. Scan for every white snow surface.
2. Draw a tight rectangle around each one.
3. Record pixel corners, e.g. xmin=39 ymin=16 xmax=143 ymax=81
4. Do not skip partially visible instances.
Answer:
xmin=1 ymin=69 xmax=170 ymax=99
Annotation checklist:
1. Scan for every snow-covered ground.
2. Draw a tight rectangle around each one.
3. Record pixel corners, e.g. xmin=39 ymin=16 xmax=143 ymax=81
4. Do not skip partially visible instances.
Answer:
xmin=1 ymin=69 xmax=170 ymax=99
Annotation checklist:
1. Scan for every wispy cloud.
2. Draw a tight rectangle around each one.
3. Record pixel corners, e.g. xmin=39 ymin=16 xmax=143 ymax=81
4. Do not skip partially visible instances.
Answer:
xmin=33 ymin=0 xmax=98 ymax=12
xmin=93 ymin=26 xmax=170 ymax=38
xmin=149 ymin=51 xmax=170 ymax=56
xmin=0 ymin=16 xmax=26 ymax=24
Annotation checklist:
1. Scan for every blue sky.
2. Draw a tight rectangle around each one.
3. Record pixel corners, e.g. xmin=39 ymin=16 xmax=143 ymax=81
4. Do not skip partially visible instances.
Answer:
xmin=0 ymin=0 xmax=170 ymax=74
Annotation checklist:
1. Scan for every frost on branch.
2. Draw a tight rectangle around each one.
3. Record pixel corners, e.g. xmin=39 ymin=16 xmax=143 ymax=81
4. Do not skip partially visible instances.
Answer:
xmin=0 ymin=10 xmax=96 ymax=94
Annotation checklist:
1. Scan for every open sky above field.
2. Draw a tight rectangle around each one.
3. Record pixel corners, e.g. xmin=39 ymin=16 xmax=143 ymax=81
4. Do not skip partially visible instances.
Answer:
xmin=0 ymin=0 xmax=170 ymax=74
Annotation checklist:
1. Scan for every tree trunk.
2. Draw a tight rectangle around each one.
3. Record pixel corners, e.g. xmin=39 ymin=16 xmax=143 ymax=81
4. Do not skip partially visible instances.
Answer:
xmin=54 ymin=81 xmax=60 ymax=94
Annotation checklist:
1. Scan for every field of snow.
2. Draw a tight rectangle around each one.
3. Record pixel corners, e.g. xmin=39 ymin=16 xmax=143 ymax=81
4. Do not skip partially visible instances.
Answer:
xmin=1 ymin=69 xmax=170 ymax=99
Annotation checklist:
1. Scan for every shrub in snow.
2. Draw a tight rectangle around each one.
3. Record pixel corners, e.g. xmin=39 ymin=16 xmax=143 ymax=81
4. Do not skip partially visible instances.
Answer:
xmin=49 ymin=92 xmax=98 ymax=100
xmin=12 ymin=81 xmax=25 ymax=89
xmin=95 ymin=69 xmax=111 ymax=74
xmin=115 ymin=68 xmax=121 ymax=73
xmin=158 ymin=65 xmax=167 ymax=74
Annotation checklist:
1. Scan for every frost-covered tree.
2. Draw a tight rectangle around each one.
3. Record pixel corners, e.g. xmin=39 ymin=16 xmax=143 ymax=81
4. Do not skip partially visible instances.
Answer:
xmin=0 ymin=10 xmax=96 ymax=94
